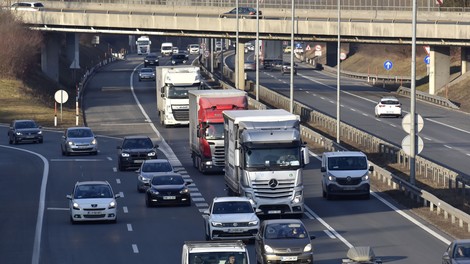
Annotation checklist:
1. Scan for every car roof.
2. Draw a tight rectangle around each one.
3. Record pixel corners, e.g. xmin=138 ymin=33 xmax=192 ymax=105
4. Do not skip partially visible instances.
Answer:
xmin=142 ymin=159 xmax=171 ymax=164
xmin=140 ymin=67 xmax=154 ymax=71
xmin=14 ymin=119 xmax=36 ymax=123
xmin=67 ymin=126 xmax=92 ymax=131
xmin=123 ymin=135 xmax=151 ymax=140
xmin=323 ymin=151 xmax=367 ymax=158
xmin=152 ymin=172 xmax=183 ymax=178
xmin=75 ymin=180 xmax=110 ymax=186
xmin=262 ymin=219 xmax=304 ymax=225
xmin=453 ymin=239 xmax=470 ymax=244
xmin=213 ymin=196 xmax=252 ymax=203
xmin=380 ymin=96 xmax=399 ymax=101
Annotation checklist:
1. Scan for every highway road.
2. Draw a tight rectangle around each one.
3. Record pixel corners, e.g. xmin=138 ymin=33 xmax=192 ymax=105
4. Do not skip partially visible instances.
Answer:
xmin=0 ymin=54 xmax=455 ymax=264
xmin=233 ymin=53 xmax=470 ymax=179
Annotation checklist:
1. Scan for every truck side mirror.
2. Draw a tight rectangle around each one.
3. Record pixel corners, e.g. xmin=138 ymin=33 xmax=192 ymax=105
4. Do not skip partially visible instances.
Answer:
xmin=161 ymin=93 xmax=165 ymax=98
xmin=234 ymin=149 xmax=240 ymax=167
xmin=302 ymin=146 xmax=310 ymax=165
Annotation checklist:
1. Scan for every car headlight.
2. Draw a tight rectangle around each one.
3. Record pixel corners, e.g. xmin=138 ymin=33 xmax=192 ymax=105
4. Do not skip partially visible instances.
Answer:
xmin=150 ymin=189 xmax=159 ymax=195
xmin=172 ymin=60 xmax=176 ymax=64
xmin=91 ymin=139 xmax=97 ymax=145
xmin=264 ymin=245 xmax=274 ymax=253
xmin=211 ymin=222 xmax=222 ymax=227
xmin=38 ymin=131 xmax=42 ymax=134
xmin=121 ymin=152 xmax=130 ymax=157
xmin=180 ymin=188 xmax=189 ymax=194
xmin=248 ymin=220 xmax=258 ymax=226
xmin=362 ymin=175 xmax=369 ymax=181
xmin=303 ymin=243 xmax=312 ymax=252
xmin=147 ymin=152 xmax=156 ymax=157
xmin=67 ymin=141 xmax=74 ymax=146
xmin=108 ymin=200 xmax=116 ymax=209
xmin=144 ymin=59 xmax=149 ymax=62
xmin=72 ymin=202 xmax=80 ymax=210
xmin=138 ymin=175 xmax=150 ymax=182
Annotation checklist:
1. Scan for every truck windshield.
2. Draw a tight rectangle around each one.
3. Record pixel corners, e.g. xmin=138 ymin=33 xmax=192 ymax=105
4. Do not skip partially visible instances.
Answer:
xmin=245 ymin=147 xmax=300 ymax=169
xmin=189 ymin=252 xmax=248 ymax=264
xmin=204 ymin=123 xmax=224 ymax=140
xmin=328 ymin=156 xmax=367 ymax=170
xmin=167 ymin=85 xmax=200 ymax=99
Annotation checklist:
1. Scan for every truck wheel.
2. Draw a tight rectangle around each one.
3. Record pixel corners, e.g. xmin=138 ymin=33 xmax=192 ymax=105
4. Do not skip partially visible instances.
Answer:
xmin=192 ymin=155 xmax=197 ymax=168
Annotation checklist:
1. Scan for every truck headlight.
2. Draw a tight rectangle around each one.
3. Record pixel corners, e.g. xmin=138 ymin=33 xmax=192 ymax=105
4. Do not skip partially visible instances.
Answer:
xmin=293 ymin=191 xmax=303 ymax=203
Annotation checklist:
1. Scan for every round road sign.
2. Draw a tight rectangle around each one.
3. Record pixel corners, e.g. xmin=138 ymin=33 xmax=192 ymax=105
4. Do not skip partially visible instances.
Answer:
xmin=54 ymin=90 xmax=69 ymax=104
xmin=340 ymin=52 xmax=347 ymax=60
xmin=315 ymin=45 xmax=322 ymax=51
xmin=401 ymin=135 xmax=424 ymax=156
xmin=204 ymin=50 xmax=210 ymax=58
xmin=402 ymin=113 xmax=424 ymax=134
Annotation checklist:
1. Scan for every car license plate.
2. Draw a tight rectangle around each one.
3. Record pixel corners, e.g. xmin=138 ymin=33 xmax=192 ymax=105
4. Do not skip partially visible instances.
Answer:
xmin=163 ymin=196 xmax=176 ymax=200
xmin=268 ymin=210 xmax=281 ymax=214
xmin=87 ymin=211 xmax=103 ymax=215
xmin=134 ymin=160 xmax=144 ymax=163
xmin=343 ymin=187 xmax=356 ymax=191
xmin=281 ymin=256 xmax=297 ymax=261
xmin=228 ymin=228 xmax=243 ymax=233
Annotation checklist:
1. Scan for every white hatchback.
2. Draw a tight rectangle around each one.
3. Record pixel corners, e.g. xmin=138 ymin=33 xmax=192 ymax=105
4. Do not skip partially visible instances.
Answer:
xmin=11 ymin=2 xmax=44 ymax=11
xmin=375 ymin=96 xmax=402 ymax=118
xmin=66 ymin=181 xmax=120 ymax=224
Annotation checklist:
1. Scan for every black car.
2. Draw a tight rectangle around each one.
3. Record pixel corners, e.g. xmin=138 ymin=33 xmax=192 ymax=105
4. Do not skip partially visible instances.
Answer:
xmin=255 ymin=219 xmax=315 ymax=264
xmin=8 ymin=119 xmax=43 ymax=144
xmin=145 ymin=173 xmax=191 ymax=207
xmin=117 ymin=136 xmax=159 ymax=171
xmin=144 ymin=53 xmax=159 ymax=67
xmin=171 ymin=53 xmax=189 ymax=65
xmin=221 ymin=7 xmax=262 ymax=18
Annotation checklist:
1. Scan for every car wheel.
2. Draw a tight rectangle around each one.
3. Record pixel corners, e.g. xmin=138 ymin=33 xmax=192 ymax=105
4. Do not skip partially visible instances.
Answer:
xmin=70 ymin=216 xmax=76 ymax=224
xmin=13 ymin=137 xmax=18 ymax=144
xmin=326 ymin=192 xmax=333 ymax=200
xmin=8 ymin=137 xmax=12 ymax=145
xmin=110 ymin=217 xmax=117 ymax=224
xmin=322 ymin=189 xmax=326 ymax=198
xmin=205 ymin=225 xmax=211 ymax=241
xmin=139 ymin=78 xmax=141 ymax=82
xmin=145 ymin=195 xmax=153 ymax=207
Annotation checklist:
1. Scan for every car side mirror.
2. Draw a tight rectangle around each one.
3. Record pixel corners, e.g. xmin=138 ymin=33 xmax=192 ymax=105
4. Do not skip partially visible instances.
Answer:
xmin=66 ymin=194 xmax=72 ymax=200
xmin=320 ymin=167 xmax=326 ymax=172
xmin=255 ymin=208 xmax=262 ymax=214
xmin=202 ymin=209 xmax=209 ymax=215
xmin=442 ymin=252 xmax=450 ymax=260
xmin=114 ymin=194 xmax=121 ymax=199
xmin=155 ymin=144 xmax=159 ymax=148
xmin=185 ymin=181 xmax=192 ymax=186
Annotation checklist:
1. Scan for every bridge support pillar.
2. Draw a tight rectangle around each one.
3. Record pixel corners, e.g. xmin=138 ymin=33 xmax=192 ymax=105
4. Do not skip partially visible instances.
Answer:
xmin=236 ymin=40 xmax=247 ymax=91
xmin=461 ymin=47 xmax=470 ymax=74
xmin=326 ymin=42 xmax=338 ymax=67
xmin=429 ymin=46 xmax=450 ymax=95
xmin=41 ymin=33 xmax=60 ymax=82
xmin=66 ymin=33 xmax=81 ymax=70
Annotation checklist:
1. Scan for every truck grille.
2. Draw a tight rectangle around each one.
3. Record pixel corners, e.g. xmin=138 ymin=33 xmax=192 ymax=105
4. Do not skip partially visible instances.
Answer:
xmin=336 ymin=177 xmax=362 ymax=185
xmin=173 ymin=109 xmax=189 ymax=121
xmin=252 ymin=179 xmax=295 ymax=199
xmin=212 ymin=145 xmax=225 ymax=166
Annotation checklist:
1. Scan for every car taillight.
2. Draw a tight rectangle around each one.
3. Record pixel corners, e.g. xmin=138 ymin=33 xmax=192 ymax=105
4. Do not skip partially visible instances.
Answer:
xmin=249 ymin=12 xmax=255 ymax=15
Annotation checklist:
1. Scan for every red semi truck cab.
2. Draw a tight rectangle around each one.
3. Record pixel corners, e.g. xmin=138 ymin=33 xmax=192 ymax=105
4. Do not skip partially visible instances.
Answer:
xmin=189 ymin=90 xmax=247 ymax=173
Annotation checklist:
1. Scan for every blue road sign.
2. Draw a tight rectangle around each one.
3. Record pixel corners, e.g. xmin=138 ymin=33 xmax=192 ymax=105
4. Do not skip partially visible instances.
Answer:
xmin=384 ymin=60 xmax=393 ymax=71
xmin=424 ymin=55 xmax=430 ymax=64
xmin=296 ymin=43 xmax=302 ymax=48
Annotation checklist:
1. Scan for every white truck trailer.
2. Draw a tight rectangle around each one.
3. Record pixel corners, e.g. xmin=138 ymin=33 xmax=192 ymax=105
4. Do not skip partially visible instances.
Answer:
xmin=181 ymin=240 xmax=249 ymax=264
xmin=189 ymin=89 xmax=247 ymax=173
xmin=223 ymin=109 xmax=310 ymax=216
xmin=156 ymin=66 xmax=201 ymax=126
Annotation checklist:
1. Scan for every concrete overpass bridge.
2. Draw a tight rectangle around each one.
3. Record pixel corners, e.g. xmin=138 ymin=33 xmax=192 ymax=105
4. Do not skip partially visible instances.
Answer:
xmin=10 ymin=0 xmax=470 ymax=92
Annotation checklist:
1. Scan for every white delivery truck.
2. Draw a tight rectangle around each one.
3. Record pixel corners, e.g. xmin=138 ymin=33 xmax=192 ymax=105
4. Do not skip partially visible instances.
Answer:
xmin=161 ymin=42 xmax=173 ymax=56
xmin=223 ymin=109 xmax=310 ymax=217
xmin=156 ymin=66 xmax=201 ymax=126
xmin=182 ymin=240 xmax=249 ymax=264
xmin=189 ymin=89 xmax=247 ymax=173
xmin=321 ymin=151 xmax=374 ymax=200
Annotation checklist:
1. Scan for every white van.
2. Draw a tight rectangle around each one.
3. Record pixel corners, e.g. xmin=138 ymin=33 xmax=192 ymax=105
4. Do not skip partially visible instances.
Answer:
xmin=321 ymin=151 xmax=373 ymax=200
xmin=161 ymin=42 xmax=173 ymax=56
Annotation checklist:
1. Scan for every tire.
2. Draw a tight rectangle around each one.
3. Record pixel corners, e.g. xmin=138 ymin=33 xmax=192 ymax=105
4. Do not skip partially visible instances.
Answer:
xmin=70 ymin=216 xmax=76 ymax=225
xmin=322 ymin=189 xmax=326 ymax=198
xmin=110 ymin=217 xmax=117 ymax=224
xmin=145 ymin=195 xmax=153 ymax=207
xmin=205 ymin=224 xmax=211 ymax=241
xmin=13 ymin=137 xmax=18 ymax=145
xmin=8 ymin=137 xmax=12 ymax=145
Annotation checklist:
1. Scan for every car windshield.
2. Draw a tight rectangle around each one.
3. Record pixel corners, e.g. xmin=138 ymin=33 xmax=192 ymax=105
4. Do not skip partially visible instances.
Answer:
xmin=68 ymin=129 xmax=93 ymax=138
xmin=122 ymin=138 xmax=153 ymax=149
xmin=327 ymin=156 xmax=368 ymax=170
xmin=212 ymin=201 xmax=254 ymax=214
xmin=454 ymin=243 xmax=470 ymax=259
xmin=16 ymin=121 xmax=37 ymax=129
xmin=142 ymin=162 xmax=172 ymax=172
xmin=381 ymin=99 xmax=399 ymax=105
xmin=151 ymin=175 xmax=184 ymax=185
xmin=264 ymin=223 xmax=307 ymax=239
xmin=74 ymin=184 xmax=113 ymax=199
xmin=141 ymin=68 xmax=153 ymax=73
xmin=167 ymin=85 xmax=199 ymax=99
xmin=173 ymin=54 xmax=186 ymax=60
xmin=189 ymin=252 xmax=247 ymax=264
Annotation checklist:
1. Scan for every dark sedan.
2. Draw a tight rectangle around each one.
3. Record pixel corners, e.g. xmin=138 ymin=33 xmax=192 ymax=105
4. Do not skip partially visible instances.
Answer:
xmin=443 ymin=239 xmax=470 ymax=264
xmin=8 ymin=119 xmax=43 ymax=144
xmin=117 ymin=136 xmax=159 ymax=171
xmin=221 ymin=7 xmax=262 ymax=18
xmin=255 ymin=219 xmax=315 ymax=264
xmin=144 ymin=53 xmax=159 ymax=67
xmin=145 ymin=173 xmax=191 ymax=207
xmin=171 ymin=53 xmax=189 ymax=65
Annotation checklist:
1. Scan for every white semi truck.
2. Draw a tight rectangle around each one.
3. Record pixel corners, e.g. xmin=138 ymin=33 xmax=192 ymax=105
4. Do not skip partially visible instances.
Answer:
xmin=181 ymin=240 xmax=249 ymax=264
xmin=136 ymin=36 xmax=151 ymax=55
xmin=156 ymin=66 xmax=201 ymax=126
xmin=189 ymin=89 xmax=247 ymax=173
xmin=223 ymin=109 xmax=310 ymax=216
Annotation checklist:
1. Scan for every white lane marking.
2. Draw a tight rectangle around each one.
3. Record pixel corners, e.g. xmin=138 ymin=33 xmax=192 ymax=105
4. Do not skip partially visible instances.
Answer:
xmin=467 ymin=153 xmax=470 ymax=156
xmin=195 ymin=203 xmax=209 ymax=207
xmin=350 ymin=108 xmax=356 ymax=112
xmin=423 ymin=137 xmax=432 ymax=141
xmin=390 ymin=124 xmax=397 ymax=128
xmin=116 ymin=179 xmax=121 ymax=184
xmin=0 ymin=146 xmax=49 ymax=264
xmin=444 ymin=145 xmax=453 ymax=149
xmin=119 ymin=192 xmax=124 ymax=198
xmin=426 ymin=117 xmax=470 ymax=135
xmin=127 ymin=224 xmax=133 ymax=232
xmin=329 ymin=100 xmax=334 ymax=104
xmin=123 ymin=206 xmax=129 ymax=213
xmin=47 ymin=207 xmax=68 ymax=211
xmin=107 ymin=157 xmax=112 ymax=161
xmin=113 ymin=167 xmax=117 ymax=172
xmin=50 ymin=159 xmax=102 ymax=162
xmin=191 ymin=193 xmax=202 ymax=197
xmin=192 ymin=197 xmax=205 ymax=202
xmin=132 ymin=244 xmax=139 ymax=253
xmin=362 ymin=113 xmax=368 ymax=117
xmin=323 ymin=230 xmax=336 ymax=239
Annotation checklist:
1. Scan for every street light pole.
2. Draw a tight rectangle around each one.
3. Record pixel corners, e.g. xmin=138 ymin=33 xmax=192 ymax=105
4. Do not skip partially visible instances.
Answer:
xmin=410 ymin=0 xmax=417 ymax=185
xmin=289 ymin=0 xmax=295 ymax=113
xmin=255 ymin=0 xmax=260 ymax=101
xmin=336 ymin=0 xmax=341 ymax=143
xmin=235 ymin=0 xmax=239 ymax=89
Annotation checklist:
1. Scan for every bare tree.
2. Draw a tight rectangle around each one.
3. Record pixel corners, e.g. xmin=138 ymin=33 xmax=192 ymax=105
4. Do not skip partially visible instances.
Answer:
xmin=0 ymin=11 xmax=43 ymax=78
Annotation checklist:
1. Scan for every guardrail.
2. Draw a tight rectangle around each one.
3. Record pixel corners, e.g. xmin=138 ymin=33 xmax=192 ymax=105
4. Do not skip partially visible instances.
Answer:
xmin=198 ymin=54 xmax=470 ymax=234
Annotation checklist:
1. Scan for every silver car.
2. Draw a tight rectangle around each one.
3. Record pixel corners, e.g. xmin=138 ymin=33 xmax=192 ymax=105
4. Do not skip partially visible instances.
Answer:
xmin=136 ymin=159 xmax=174 ymax=192
xmin=138 ymin=67 xmax=156 ymax=81
xmin=61 ymin=127 xmax=98 ymax=156
xmin=443 ymin=239 xmax=470 ymax=264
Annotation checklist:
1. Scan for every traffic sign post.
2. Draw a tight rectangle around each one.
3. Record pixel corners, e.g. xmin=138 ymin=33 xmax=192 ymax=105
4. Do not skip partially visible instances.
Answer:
xmin=424 ymin=55 xmax=430 ymax=75
xmin=383 ymin=60 xmax=393 ymax=71
xmin=54 ymin=90 xmax=69 ymax=124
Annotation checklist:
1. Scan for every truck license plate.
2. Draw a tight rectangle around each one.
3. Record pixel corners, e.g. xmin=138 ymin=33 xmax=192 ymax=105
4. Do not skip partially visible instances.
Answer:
xmin=281 ymin=256 xmax=297 ymax=261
